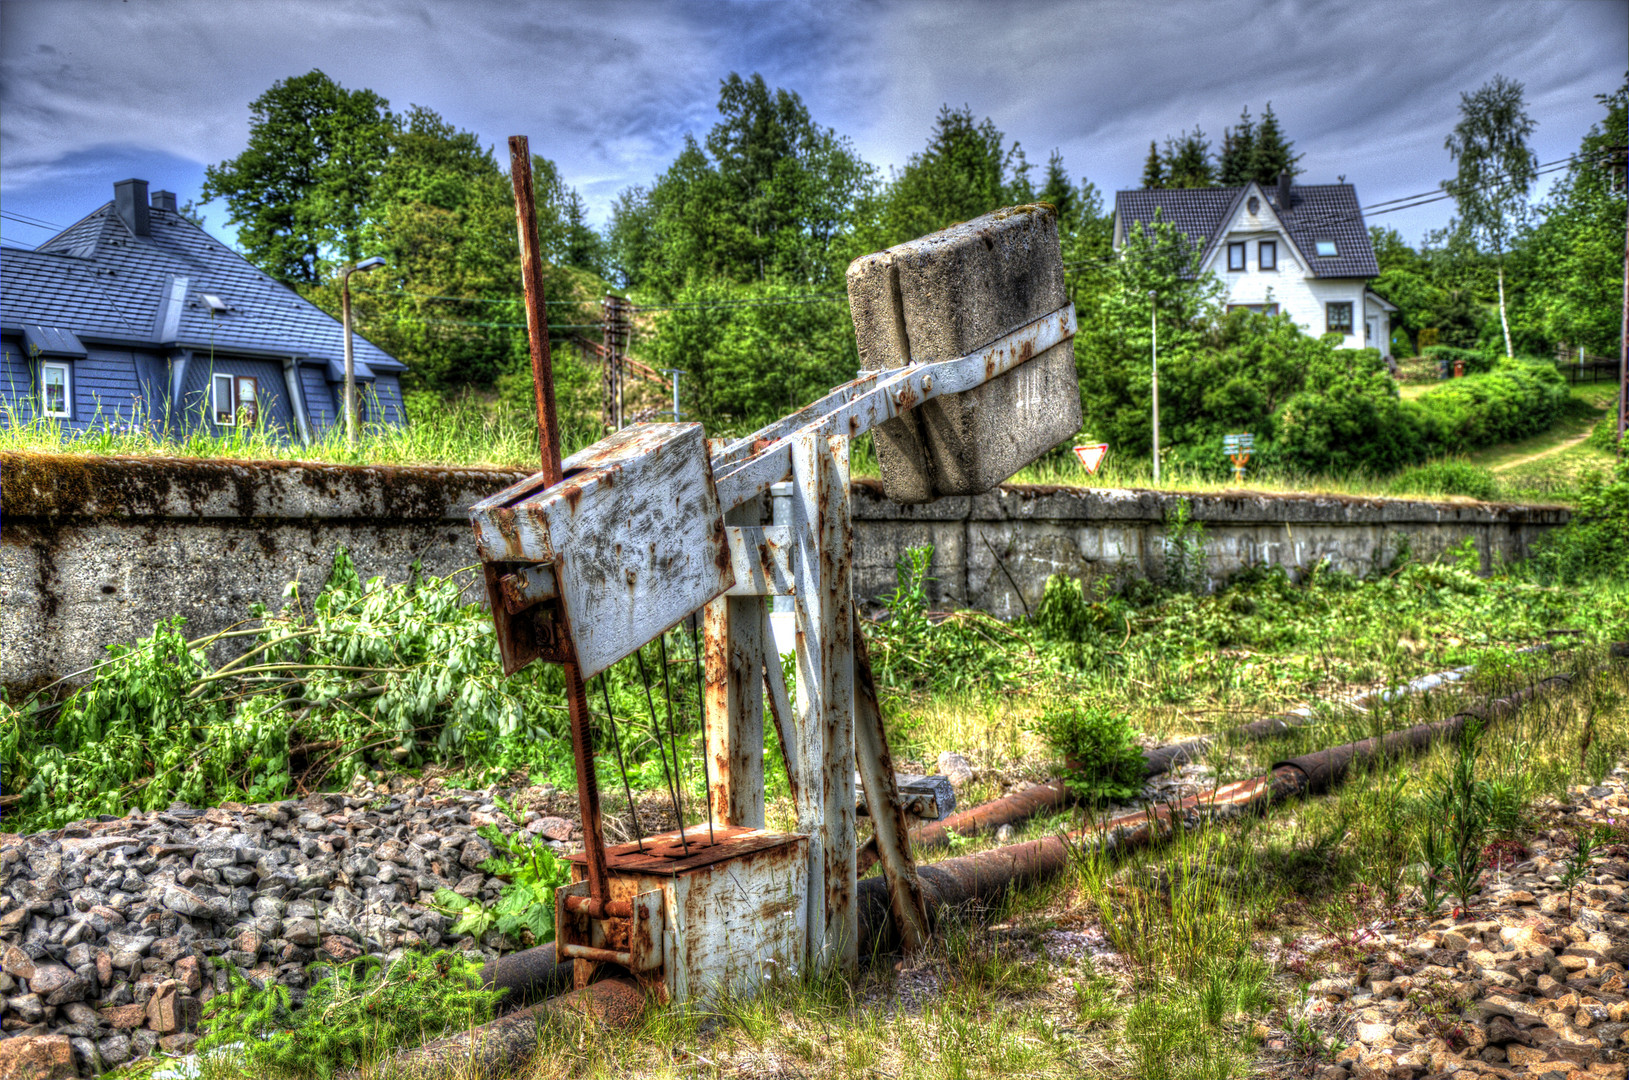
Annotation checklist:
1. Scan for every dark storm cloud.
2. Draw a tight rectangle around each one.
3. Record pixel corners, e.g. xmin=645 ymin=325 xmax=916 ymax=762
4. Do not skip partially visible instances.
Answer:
xmin=0 ymin=0 xmax=1623 ymax=246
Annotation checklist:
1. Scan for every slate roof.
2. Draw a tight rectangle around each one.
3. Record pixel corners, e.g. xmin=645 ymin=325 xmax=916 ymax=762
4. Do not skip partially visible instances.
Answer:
xmin=0 ymin=202 xmax=402 ymax=370
xmin=1114 ymin=183 xmax=1379 ymax=278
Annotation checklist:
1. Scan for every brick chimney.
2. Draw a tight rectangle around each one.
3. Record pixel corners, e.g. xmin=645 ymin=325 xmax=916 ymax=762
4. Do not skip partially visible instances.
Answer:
xmin=114 ymin=178 xmax=150 ymax=236
xmin=150 ymin=190 xmax=177 ymax=213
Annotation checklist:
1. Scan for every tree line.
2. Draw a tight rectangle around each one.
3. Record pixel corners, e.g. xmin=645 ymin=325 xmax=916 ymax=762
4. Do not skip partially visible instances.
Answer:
xmin=200 ymin=69 xmax=1625 ymax=463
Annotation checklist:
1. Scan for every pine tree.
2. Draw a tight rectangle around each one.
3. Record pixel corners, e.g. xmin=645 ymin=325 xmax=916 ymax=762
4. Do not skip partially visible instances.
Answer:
xmin=1251 ymin=102 xmax=1303 ymax=184
xmin=1141 ymin=141 xmax=1166 ymax=188
xmin=1219 ymin=106 xmax=1257 ymax=186
xmin=1039 ymin=150 xmax=1077 ymax=225
xmin=1162 ymin=128 xmax=1216 ymax=188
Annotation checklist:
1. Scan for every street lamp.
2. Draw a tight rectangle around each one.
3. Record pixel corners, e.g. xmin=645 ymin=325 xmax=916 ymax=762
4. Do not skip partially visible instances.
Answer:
xmin=341 ymin=256 xmax=386 ymax=448
xmin=1149 ymin=290 xmax=1160 ymax=485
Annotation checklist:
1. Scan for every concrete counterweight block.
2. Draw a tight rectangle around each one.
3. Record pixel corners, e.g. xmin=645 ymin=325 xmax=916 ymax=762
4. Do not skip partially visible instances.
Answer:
xmin=846 ymin=204 xmax=1082 ymax=504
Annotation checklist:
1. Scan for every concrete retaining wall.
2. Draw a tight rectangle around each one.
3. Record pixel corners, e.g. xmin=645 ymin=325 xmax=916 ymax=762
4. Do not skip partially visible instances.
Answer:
xmin=0 ymin=452 xmax=1570 ymax=692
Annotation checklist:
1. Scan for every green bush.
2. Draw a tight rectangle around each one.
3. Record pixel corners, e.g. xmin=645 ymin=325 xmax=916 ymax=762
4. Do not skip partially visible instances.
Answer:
xmin=1271 ymin=347 xmax=1428 ymax=474
xmin=197 ymin=949 xmax=501 ymax=1078
xmin=1412 ymin=361 xmax=1568 ymax=453
xmin=1530 ymin=461 xmax=1629 ymax=583
xmin=1035 ymin=702 xmax=1146 ymax=803
xmin=1589 ymin=400 xmax=1622 ymax=452
xmin=1388 ymin=460 xmax=1500 ymax=501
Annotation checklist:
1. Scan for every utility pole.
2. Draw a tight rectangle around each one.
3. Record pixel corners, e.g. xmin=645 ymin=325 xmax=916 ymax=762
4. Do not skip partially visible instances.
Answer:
xmin=601 ymin=295 xmax=633 ymax=431
xmin=1618 ymin=145 xmax=1627 ymax=456
xmin=1150 ymin=290 xmax=1160 ymax=485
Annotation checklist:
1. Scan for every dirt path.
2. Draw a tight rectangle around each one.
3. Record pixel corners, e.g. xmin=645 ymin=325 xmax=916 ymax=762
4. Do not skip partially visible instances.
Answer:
xmin=1490 ymin=430 xmax=1594 ymax=473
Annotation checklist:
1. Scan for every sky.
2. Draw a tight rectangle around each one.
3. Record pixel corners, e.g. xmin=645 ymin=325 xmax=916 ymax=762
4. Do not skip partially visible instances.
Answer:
xmin=1 ymin=0 xmax=1625 ymax=256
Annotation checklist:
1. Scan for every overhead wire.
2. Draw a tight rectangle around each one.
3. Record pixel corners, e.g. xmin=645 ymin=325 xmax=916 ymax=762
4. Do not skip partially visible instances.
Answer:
xmin=1 ymin=210 xmax=62 ymax=230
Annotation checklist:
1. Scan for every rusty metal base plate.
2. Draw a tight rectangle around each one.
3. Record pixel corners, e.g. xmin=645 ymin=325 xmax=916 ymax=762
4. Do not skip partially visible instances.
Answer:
xmin=569 ymin=825 xmax=804 ymax=876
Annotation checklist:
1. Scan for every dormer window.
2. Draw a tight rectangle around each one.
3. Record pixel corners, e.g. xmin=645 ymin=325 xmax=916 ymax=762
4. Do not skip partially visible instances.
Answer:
xmin=1315 ymin=239 xmax=1338 ymax=257
xmin=1227 ymin=242 xmax=1247 ymax=271
xmin=1259 ymin=241 xmax=1277 ymax=271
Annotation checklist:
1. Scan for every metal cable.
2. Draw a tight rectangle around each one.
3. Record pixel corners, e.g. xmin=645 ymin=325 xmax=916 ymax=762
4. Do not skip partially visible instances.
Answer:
xmin=655 ymin=635 xmax=692 ymax=852
xmin=634 ymin=645 xmax=686 ymax=852
xmin=597 ymin=672 xmax=644 ymax=852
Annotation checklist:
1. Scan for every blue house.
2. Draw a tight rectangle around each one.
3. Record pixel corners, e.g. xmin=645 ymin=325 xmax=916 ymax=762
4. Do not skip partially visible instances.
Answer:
xmin=1 ymin=178 xmax=407 ymax=442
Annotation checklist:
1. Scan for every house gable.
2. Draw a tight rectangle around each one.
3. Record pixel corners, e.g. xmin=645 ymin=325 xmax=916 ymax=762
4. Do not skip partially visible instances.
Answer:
xmin=1195 ymin=182 xmax=1314 ymax=278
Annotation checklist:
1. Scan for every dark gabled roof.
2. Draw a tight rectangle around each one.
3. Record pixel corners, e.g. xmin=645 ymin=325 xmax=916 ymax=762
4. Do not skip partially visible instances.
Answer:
xmin=0 ymin=202 xmax=402 ymax=370
xmin=1114 ymin=183 xmax=1378 ymax=278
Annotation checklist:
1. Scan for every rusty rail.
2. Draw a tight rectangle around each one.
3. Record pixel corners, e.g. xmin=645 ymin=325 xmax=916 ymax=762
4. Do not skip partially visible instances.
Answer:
xmin=382 ymin=976 xmax=646 ymax=1079
xmin=859 ymin=671 xmax=1586 ymax=950
xmin=859 ymin=645 xmax=1574 ymax=874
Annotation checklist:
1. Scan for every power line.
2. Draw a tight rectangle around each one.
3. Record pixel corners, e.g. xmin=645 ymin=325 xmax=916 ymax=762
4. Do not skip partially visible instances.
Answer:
xmin=0 ymin=210 xmax=62 ymax=230
xmin=350 ymin=287 xmax=598 ymax=306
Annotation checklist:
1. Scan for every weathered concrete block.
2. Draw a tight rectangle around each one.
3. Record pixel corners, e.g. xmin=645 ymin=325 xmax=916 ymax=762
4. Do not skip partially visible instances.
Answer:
xmin=846 ymin=205 xmax=1081 ymax=503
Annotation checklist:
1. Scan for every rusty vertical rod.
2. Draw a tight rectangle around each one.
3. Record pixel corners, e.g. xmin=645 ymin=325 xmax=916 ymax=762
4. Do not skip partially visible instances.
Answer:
xmin=851 ymin=611 xmax=930 ymax=954
xmin=509 ymin=135 xmax=610 ymax=907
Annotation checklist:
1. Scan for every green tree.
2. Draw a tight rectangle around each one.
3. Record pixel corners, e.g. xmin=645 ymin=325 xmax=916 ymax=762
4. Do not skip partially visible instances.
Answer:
xmin=610 ymin=74 xmax=872 ymax=296
xmin=1515 ymin=79 xmax=1627 ymax=357
xmin=1141 ymin=140 xmax=1166 ymax=188
xmin=1444 ymin=74 xmax=1538 ymax=359
xmin=1075 ymin=213 xmax=1226 ymax=457
xmin=1250 ymin=102 xmax=1302 ymax=185
xmin=1161 ymin=128 xmax=1216 ymax=188
xmin=878 ymin=105 xmax=1033 ymax=244
xmin=646 ymin=280 xmax=858 ymax=433
xmin=1218 ymin=107 xmax=1257 ymax=186
xmin=201 ymin=70 xmax=393 ymax=284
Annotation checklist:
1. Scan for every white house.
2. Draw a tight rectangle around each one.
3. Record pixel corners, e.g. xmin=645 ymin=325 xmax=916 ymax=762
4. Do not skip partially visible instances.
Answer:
xmin=1113 ymin=175 xmax=1397 ymax=359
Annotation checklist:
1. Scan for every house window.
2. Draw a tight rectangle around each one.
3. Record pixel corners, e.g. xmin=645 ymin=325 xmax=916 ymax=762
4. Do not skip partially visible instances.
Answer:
xmin=1247 ymin=196 xmax=1261 ymax=214
xmin=1226 ymin=303 xmax=1280 ymax=316
xmin=213 ymin=374 xmax=260 ymax=426
xmin=1259 ymin=241 xmax=1277 ymax=271
xmin=1227 ymin=242 xmax=1246 ymax=271
xmin=1327 ymin=302 xmax=1354 ymax=334
xmin=41 ymin=362 xmax=71 ymax=419
xmin=1315 ymin=239 xmax=1338 ymax=257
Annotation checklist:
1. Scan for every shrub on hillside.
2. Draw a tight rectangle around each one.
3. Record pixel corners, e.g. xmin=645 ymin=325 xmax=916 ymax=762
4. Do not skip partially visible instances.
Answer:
xmin=1271 ymin=347 xmax=1427 ymax=474
xmin=1412 ymin=361 xmax=1568 ymax=453
xmin=1388 ymin=460 xmax=1500 ymax=502
xmin=1588 ymin=401 xmax=1622 ymax=452
xmin=1529 ymin=461 xmax=1629 ymax=583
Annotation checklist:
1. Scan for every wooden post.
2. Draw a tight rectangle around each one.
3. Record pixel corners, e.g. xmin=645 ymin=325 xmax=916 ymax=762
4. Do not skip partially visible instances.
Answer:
xmin=705 ymin=496 xmax=767 ymax=828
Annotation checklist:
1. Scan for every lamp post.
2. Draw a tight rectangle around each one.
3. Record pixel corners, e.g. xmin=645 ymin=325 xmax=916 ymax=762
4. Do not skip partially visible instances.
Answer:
xmin=1149 ymin=290 xmax=1160 ymax=485
xmin=341 ymin=256 xmax=386 ymax=449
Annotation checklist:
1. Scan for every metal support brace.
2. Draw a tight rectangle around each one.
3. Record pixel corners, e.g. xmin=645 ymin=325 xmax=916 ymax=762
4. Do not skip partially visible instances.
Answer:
xmin=705 ymin=496 xmax=767 ymax=828
xmin=788 ymin=432 xmax=858 ymax=972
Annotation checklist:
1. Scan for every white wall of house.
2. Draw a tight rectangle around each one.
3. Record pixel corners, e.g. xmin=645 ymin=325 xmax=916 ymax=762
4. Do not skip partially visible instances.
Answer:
xmin=1363 ymin=294 xmax=1394 ymax=357
xmin=1199 ymin=186 xmax=1374 ymax=353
